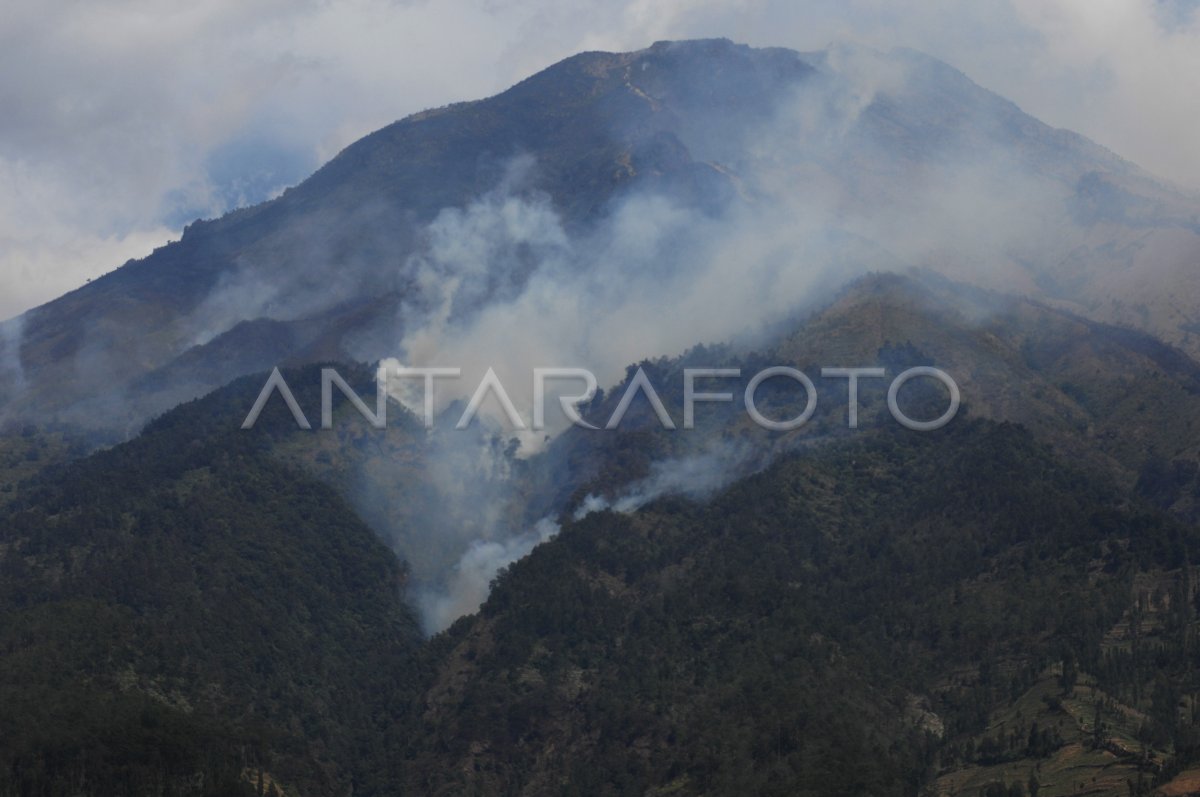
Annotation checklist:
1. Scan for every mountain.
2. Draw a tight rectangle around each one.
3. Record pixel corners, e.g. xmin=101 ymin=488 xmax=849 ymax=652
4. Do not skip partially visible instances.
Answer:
xmin=6 ymin=37 xmax=1200 ymax=797
xmin=3 ymin=39 xmax=1199 ymax=437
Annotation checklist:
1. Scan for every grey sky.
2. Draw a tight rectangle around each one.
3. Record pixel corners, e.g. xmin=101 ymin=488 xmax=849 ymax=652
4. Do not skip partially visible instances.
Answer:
xmin=1 ymin=0 xmax=1198 ymax=320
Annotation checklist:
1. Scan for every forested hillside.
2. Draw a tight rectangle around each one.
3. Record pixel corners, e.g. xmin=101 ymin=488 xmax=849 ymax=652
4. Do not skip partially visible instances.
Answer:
xmin=4 ymin=274 xmax=1200 ymax=795
xmin=0 ymin=377 xmax=424 ymax=795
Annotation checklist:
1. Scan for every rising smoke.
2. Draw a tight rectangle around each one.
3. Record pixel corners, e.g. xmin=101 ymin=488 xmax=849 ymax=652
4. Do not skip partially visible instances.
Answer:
xmin=329 ymin=44 xmax=1154 ymax=633
xmin=0 ymin=315 xmax=26 ymax=418
xmin=15 ymin=41 xmax=1193 ymax=633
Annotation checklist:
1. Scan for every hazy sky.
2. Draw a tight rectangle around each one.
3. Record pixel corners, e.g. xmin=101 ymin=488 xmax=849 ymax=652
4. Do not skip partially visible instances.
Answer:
xmin=2 ymin=0 xmax=1198 ymax=319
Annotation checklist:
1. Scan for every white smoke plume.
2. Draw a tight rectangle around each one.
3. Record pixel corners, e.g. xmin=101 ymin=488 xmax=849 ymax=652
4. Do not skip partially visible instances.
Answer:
xmin=415 ymin=442 xmax=758 ymax=634
xmin=573 ymin=444 xmax=755 ymax=519
xmin=0 ymin=315 xmax=26 ymax=421
xmin=68 ymin=41 xmax=1184 ymax=636
xmin=416 ymin=516 xmax=560 ymax=634
xmin=345 ymin=43 xmax=1165 ymax=633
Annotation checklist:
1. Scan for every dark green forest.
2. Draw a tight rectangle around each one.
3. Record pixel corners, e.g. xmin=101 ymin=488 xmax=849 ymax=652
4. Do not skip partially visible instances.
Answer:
xmin=5 ymin=279 xmax=1200 ymax=795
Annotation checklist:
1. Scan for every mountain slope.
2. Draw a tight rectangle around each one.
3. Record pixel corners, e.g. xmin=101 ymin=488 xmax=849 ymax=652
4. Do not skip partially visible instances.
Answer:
xmin=527 ymin=272 xmax=1200 ymax=529
xmin=0 ymin=376 xmax=424 ymax=796
xmin=400 ymin=418 xmax=1192 ymax=795
xmin=6 ymin=272 xmax=1200 ymax=794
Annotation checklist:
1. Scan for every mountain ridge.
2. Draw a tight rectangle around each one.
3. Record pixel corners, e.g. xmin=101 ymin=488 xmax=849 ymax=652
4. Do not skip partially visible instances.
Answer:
xmin=5 ymin=38 xmax=1199 ymax=440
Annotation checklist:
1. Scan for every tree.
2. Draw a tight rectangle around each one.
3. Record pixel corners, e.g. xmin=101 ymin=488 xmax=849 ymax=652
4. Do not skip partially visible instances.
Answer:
xmin=1060 ymin=650 xmax=1077 ymax=695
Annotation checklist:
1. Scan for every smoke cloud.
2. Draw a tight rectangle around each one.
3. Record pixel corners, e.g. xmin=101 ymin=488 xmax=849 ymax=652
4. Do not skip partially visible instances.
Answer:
xmin=0 ymin=315 xmax=26 ymax=419
xmin=8 ymin=31 xmax=1198 ymax=635
xmin=415 ymin=441 xmax=760 ymax=634
xmin=336 ymin=42 xmax=1196 ymax=632
xmin=416 ymin=517 xmax=560 ymax=634
xmin=573 ymin=444 xmax=757 ymax=519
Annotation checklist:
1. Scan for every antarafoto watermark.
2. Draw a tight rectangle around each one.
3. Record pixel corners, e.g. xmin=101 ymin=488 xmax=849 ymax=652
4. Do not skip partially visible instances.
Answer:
xmin=241 ymin=363 xmax=961 ymax=433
